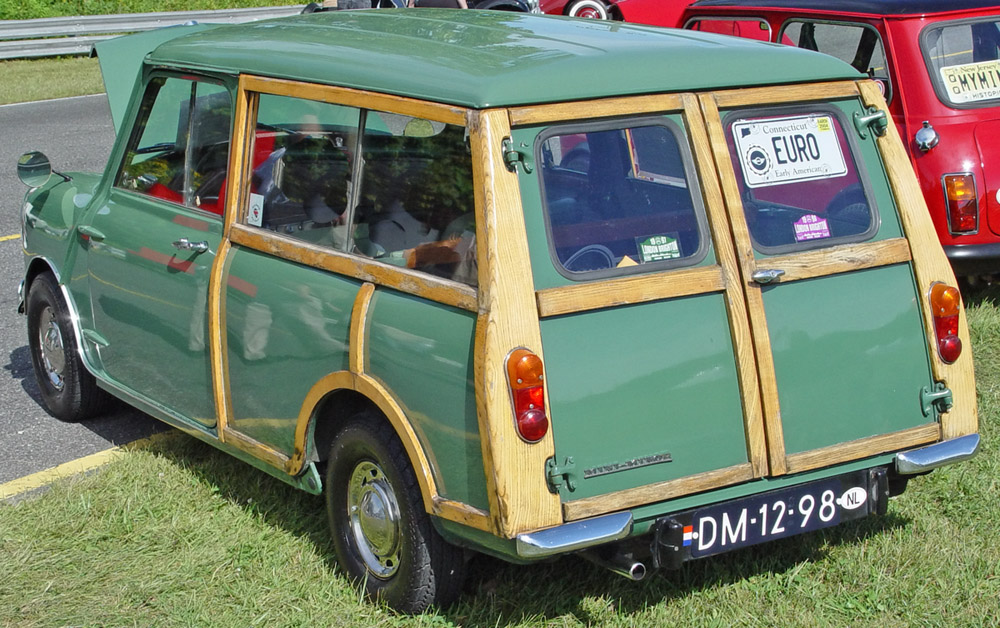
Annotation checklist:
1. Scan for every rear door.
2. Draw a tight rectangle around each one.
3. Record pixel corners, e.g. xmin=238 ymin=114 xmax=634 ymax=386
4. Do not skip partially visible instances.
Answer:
xmin=700 ymin=82 xmax=938 ymax=476
xmin=510 ymin=96 xmax=768 ymax=521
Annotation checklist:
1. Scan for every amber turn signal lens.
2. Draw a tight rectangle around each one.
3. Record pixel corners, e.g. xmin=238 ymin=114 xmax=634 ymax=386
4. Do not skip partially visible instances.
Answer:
xmin=506 ymin=349 xmax=549 ymax=443
xmin=929 ymin=283 xmax=962 ymax=364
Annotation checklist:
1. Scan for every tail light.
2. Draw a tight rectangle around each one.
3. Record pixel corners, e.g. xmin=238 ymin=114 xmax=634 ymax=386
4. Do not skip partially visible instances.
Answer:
xmin=929 ymin=283 xmax=962 ymax=364
xmin=943 ymin=174 xmax=978 ymax=234
xmin=506 ymin=349 xmax=549 ymax=442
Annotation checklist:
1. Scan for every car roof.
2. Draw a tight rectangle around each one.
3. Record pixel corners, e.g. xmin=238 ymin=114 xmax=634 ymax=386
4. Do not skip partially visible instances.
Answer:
xmin=688 ymin=0 xmax=1000 ymax=17
xmin=144 ymin=9 xmax=860 ymax=109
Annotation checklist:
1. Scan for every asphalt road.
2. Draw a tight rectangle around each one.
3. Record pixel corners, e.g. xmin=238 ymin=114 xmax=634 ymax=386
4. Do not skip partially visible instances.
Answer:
xmin=0 ymin=95 xmax=163 ymax=485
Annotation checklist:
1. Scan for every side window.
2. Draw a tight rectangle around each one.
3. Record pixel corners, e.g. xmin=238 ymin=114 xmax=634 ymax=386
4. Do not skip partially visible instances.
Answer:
xmin=353 ymin=113 xmax=476 ymax=286
xmin=537 ymin=120 xmax=708 ymax=279
xmin=724 ymin=108 xmax=877 ymax=251
xmin=781 ymin=21 xmax=892 ymax=101
xmin=243 ymin=94 xmax=477 ymax=287
xmin=117 ymin=77 xmax=232 ymax=215
xmin=685 ymin=17 xmax=772 ymax=42
xmin=247 ymin=94 xmax=359 ymax=248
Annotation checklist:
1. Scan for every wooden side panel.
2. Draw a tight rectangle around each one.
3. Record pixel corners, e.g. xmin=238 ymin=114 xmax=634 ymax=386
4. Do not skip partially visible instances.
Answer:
xmin=857 ymin=80 xmax=978 ymax=439
xmin=470 ymin=109 xmax=562 ymax=538
xmin=785 ymin=423 xmax=940 ymax=475
xmin=765 ymin=238 xmax=912 ymax=284
xmin=564 ymin=464 xmax=755 ymax=522
xmin=682 ymin=93 xmax=770 ymax=479
xmin=535 ymin=266 xmax=725 ymax=318
xmin=509 ymin=93 xmax=687 ymax=126
xmin=241 ymin=75 xmax=467 ymax=126
xmin=699 ymin=93 xmax=789 ymax=476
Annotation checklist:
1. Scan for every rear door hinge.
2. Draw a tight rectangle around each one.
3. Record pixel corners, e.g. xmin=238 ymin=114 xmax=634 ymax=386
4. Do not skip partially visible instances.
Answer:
xmin=502 ymin=137 xmax=533 ymax=174
xmin=545 ymin=456 xmax=576 ymax=493
xmin=920 ymin=382 xmax=953 ymax=417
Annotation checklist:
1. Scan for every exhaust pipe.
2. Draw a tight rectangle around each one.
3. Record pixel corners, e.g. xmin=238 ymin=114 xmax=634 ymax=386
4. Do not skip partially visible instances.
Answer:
xmin=580 ymin=550 xmax=647 ymax=581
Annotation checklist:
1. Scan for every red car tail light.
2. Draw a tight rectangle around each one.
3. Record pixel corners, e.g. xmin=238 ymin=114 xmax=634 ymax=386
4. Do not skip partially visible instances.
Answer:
xmin=943 ymin=174 xmax=978 ymax=234
xmin=929 ymin=283 xmax=962 ymax=364
xmin=506 ymin=349 xmax=549 ymax=443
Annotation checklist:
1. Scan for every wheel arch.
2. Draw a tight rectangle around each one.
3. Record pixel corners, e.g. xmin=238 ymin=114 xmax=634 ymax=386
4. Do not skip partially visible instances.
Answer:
xmin=22 ymin=256 xmax=93 ymax=373
xmin=293 ymin=371 xmax=440 ymax=515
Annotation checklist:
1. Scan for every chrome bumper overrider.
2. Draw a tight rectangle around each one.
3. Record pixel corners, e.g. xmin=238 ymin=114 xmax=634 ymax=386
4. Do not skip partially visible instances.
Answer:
xmin=895 ymin=434 xmax=980 ymax=475
xmin=515 ymin=511 xmax=633 ymax=558
xmin=17 ymin=279 xmax=24 ymax=314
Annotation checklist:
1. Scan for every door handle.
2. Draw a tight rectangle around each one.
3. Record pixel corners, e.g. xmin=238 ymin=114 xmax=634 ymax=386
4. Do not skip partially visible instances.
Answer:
xmin=77 ymin=225 xmax=105 ymax=241
xmin=751 ymin=268 xmax=785 ymax=285
xmin=172 ymin=238 xmax=209 ymax=254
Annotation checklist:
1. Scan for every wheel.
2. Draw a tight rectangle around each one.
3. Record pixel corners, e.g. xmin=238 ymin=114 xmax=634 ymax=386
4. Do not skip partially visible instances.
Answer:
xmin=566 ymin=0 xmax=609 ymax=19
xmin=325 ymin=413 xmax=465 ymax=613
xmin=25 ymin=273 xmax=111 ymax=422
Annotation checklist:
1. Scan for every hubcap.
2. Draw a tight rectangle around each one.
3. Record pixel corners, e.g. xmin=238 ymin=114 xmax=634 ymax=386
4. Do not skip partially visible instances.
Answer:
xmin=577 ymin=6 xmax=604 ymax=18
xmin=37 ymin=306 xmax=66 ymax=391
xmin=347 ymin=460 xmax=401 ymax=578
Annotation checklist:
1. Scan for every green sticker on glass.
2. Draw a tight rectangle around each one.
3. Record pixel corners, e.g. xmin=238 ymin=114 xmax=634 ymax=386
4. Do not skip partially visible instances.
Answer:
xmin=636 ymin=234 xmax=681 ymax=263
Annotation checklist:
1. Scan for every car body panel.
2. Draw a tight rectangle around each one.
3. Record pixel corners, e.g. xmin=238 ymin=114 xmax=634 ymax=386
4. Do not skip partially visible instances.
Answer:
xmin=18 ymin=10 xmax=978 ymax=575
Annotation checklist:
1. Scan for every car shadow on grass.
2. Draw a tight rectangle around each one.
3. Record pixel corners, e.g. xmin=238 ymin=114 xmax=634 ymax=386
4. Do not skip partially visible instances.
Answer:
xmin=130 ymin=428 xmax=912 ymax=625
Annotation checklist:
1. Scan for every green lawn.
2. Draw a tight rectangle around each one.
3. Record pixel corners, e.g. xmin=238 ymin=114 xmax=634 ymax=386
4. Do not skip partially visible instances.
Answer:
xmin=0 ymin=1 xmax=303 ymax=20
xmin=2 ymin=287 xmax=997 ymax=626
xmin=0 ymin=57 xmax=104 ymax=105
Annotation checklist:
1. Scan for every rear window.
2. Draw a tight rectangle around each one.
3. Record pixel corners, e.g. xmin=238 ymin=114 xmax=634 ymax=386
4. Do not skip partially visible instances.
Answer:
xmin=723 ymin=107 xmax=878 ymax=252
xmin=922 ymin=18 xmax=1000 ymax=108
xmin=536 ymin=120 xmax=708 ymax=279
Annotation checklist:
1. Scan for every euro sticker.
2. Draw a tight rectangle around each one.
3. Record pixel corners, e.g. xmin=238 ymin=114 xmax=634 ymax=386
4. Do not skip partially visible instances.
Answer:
xmin=793 ymin=214 xmax=831 ymax=242
xmin=940 ymin=59 xmax=1000 ymax=104
xmin=732 ymin=115 xmax=848 ymax=188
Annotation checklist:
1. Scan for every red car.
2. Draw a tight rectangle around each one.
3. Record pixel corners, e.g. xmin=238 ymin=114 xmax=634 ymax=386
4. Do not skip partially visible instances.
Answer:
xmin=680 ymin=0 xmax=1000 ymax=277
xmin=540 ymin=0 xmax=694 ymax=23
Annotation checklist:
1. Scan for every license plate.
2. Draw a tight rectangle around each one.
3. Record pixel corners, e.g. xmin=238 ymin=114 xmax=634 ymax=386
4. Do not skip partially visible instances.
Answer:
xmin=679 ymin=470 xmax=874 ymax=559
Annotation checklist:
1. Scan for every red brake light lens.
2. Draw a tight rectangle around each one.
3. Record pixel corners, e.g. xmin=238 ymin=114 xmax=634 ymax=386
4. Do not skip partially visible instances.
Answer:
xmin=929 ymin=283 xmax=962 ymax=364
xmin=506 ymin=349 xmax=549 ymax=443
xmin=944 ymin=174 xmax=978 ymax=234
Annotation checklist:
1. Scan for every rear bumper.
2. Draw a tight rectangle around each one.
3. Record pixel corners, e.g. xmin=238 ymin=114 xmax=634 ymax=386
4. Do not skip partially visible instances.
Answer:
xmin=895 ymin=433 xmax=980 ymax=475
xmin=944 ymin=242 xmax=1000 ymax=276
xmin=515 ymin=511 xmax=633 ymax=558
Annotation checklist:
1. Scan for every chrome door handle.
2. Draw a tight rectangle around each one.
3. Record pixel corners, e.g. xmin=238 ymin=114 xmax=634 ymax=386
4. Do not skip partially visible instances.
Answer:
xmin=172 ymin=238 xmax=209 ymax=254
xmin=751 ymin=268 xmax=785 ymax=285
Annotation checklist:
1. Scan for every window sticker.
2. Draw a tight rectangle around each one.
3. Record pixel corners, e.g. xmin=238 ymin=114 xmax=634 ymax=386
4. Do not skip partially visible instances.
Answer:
xmin=248 ymin=192 xmax=264 ymax=227
xmin=636 ymin=234 xmax=681 ymax=263
xmin=940 ymin=59 xmax=1000 ymax=104
xmin=732 ymin=115 xmax=848 ymax=188
xmin=793 ymin=214 xmax=831 ymax=242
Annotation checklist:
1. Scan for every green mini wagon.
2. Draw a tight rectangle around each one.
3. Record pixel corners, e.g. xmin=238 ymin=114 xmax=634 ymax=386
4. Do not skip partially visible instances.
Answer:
xmin=17 ymin=9 xmax=980 ymax=613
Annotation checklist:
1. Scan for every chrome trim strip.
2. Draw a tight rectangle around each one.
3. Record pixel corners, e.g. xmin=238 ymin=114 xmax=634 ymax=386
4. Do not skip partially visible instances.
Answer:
xmin=515 ymin=511 xmax=633 ymax=558
xmin=895 ymin=434 xmax=980 ymax=475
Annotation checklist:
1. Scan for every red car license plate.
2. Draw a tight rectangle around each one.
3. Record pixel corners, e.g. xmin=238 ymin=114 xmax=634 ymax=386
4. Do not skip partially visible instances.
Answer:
xmin=684 ymin=470 xmax=875 ymax=559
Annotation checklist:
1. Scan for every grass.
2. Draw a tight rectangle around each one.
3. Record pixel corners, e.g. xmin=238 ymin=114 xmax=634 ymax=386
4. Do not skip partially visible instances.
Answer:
xmin=0 ymin=57 xmax=104 ymax=105
xmin=1 ymin=287 xmax=998 ymax=626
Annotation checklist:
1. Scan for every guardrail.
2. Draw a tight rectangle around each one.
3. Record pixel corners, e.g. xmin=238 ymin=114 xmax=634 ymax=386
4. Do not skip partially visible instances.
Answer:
xmin=0 ymin=6 xmax=306 ymax=60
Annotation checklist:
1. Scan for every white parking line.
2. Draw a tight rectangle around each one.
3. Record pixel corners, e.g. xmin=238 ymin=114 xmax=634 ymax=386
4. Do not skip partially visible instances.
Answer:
xmin=0 ymin=93 xmax=105 ymax=109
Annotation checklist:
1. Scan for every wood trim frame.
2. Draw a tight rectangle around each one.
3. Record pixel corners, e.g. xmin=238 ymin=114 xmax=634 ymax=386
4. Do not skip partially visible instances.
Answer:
xmin=509 ymin=93 xmax=687 ymax=126
xmin=470 ymin=108 xmax=562 ymax=538
xmin=564 ymin=463 xmax=755 ymax=522
xmin=857 ymin=79 xmax=978 ymax=440
xmin=764 ymin=238 xmax=911 ymax=284
xmin=229 ymin=224 xmax=477 ymax=311
xmin=681 ymin=93 xmax=770 ymax=479
xmin=785 ymin=423 xmax=940 ymax=475
xmin=710 ymin=80 xmax=860 ymax=109
xmin=699 ymin=92 xmax=789 ymax=476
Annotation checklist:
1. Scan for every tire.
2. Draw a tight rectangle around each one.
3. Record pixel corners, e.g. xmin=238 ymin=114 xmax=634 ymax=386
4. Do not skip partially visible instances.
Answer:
xmin=325 ymin=413 xmax=466 ymax=613
xmin=566 ymin=0 xmax=609 ymax=19
xmin=25 ymin=272 xmax=111 ymax=422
